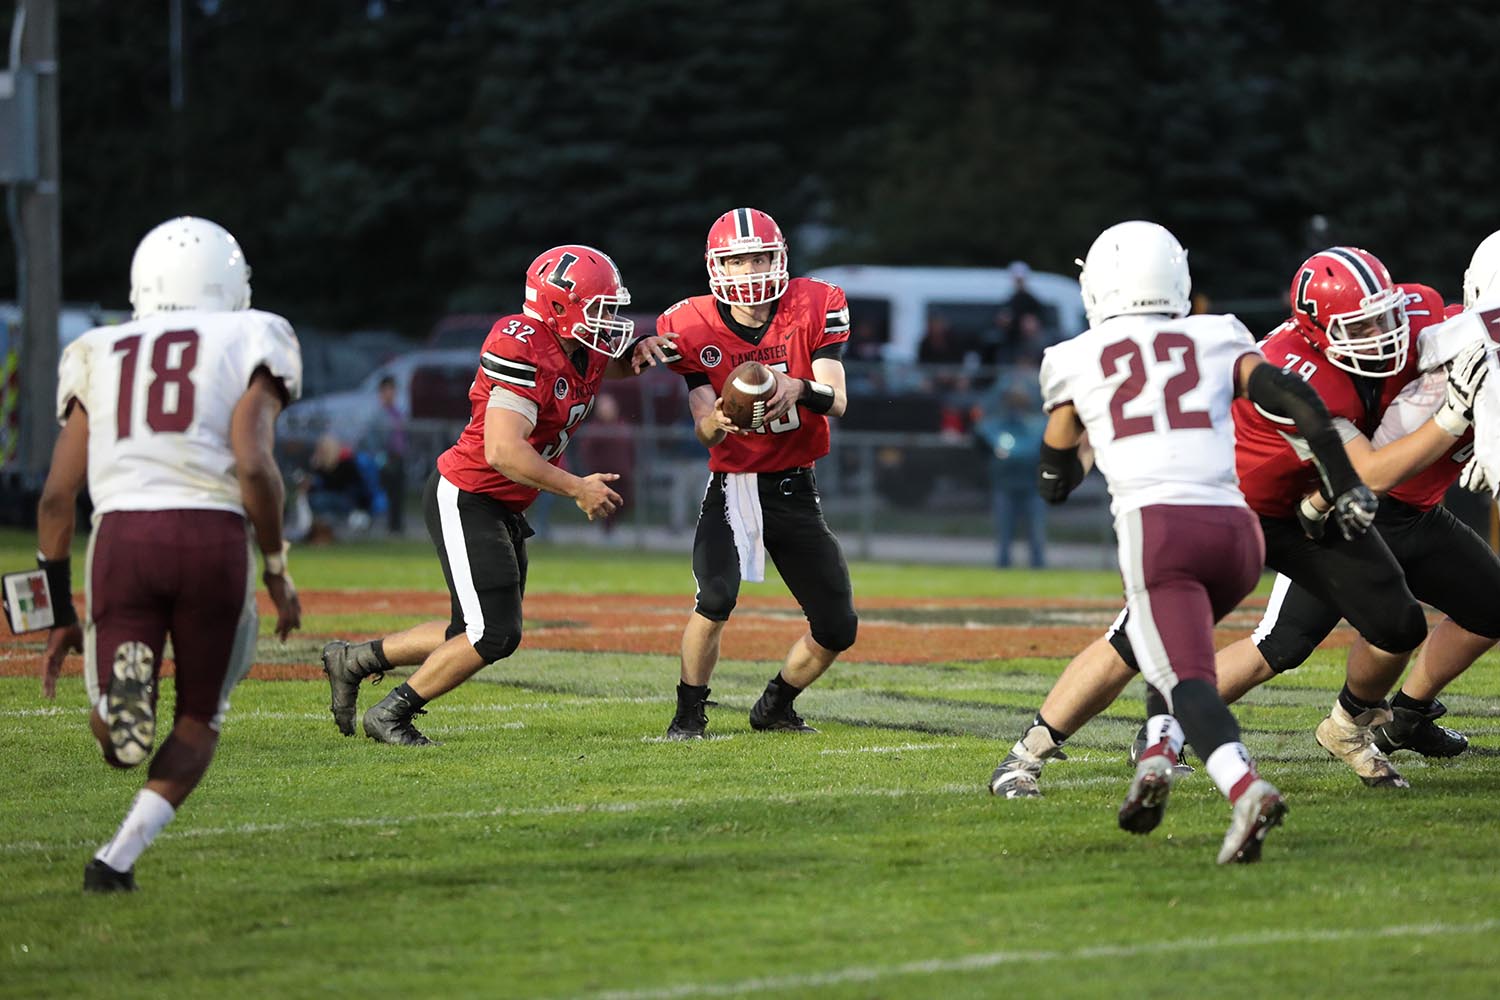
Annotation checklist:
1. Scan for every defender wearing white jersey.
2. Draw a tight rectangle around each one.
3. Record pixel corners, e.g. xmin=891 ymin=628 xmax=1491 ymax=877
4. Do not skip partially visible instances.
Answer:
xmin=988 ymin=221 xmax=1377 ymax=864
xmin=35 ymin=217 xmax=303 ymax=892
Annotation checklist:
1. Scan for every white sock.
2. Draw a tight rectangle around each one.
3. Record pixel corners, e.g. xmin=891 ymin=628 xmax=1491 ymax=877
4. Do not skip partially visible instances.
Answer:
xmin=95 ymin=788 xmax=176 ymax=873
xmin=1205 ymin=742 xmax=1257 ymax=801
xmin=1143 ymin=714 xmax=1185 ymax=758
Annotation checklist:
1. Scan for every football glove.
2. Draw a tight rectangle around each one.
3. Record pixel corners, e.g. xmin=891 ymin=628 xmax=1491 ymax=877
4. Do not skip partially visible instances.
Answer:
xmin=1434 ymin=342 xmax=1489 ymax=436
xmin=1331 ymin=484 xmax=1378 ymax=541
xmin=1296 ymin=495 xmax=1331 ymax=541
xmin=1459 ymin=454 xmax=1493 ymax=495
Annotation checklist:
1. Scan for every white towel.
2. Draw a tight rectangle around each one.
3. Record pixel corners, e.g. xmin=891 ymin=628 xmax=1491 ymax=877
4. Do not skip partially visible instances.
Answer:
xmin=722 ymin=473 xmax=766 ymax=582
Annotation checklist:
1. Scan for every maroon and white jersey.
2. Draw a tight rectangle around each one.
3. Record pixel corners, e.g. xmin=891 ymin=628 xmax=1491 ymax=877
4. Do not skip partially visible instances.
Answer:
xmin=1040 ymin=313 xmax=1257 ymax=517
xmin=436 ymin=313 xmax=608 ymax=510
xmin=1376 ymin=285 xmax=1468 ymax=511
xmin=56 ymin=309 xmax=302 ymax=517
xmin=1233 ymin=320 xmax=1418 ymax=518
xmin=658 ymin=277 xmax=849 ymax=473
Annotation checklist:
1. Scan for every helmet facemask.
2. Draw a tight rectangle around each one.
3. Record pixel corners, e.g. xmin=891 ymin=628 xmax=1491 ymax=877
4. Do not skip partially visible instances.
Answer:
xmin=1320 ymin=285 xmax=1410 ymax=377
xmin=569 ymin=288 xmax=635 ymax=358
xmin=706 ymin=246 xmax=789 ymax=306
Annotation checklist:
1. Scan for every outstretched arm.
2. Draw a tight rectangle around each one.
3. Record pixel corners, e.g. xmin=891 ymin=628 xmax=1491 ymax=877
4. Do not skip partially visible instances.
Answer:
xmin=1237 ymin=355 xmax=1376 ymax=538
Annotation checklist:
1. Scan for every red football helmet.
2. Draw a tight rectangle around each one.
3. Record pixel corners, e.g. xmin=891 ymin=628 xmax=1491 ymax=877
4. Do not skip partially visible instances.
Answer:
xmin=705 ymin=208 xmax=789 ymax=306
xmin=1289 ymin=246 xmax=1409 ymax=377
xmin=523 ymin=245 xmax=634 ymax=358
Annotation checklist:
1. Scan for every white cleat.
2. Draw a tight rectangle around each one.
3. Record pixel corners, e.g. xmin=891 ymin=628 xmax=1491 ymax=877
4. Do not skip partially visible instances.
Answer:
xmin=1315 ymin=702 xmax=1409 ymax=788
xmin=106 ymin=641 xmax=157 ymax=767
xmin=1217 ymin=779 xmax=1287 ymax=864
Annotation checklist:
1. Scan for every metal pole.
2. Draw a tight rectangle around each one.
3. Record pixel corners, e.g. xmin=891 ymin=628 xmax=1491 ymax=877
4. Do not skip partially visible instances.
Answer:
xmin=15 ymin=0 xmax=60 ymax=476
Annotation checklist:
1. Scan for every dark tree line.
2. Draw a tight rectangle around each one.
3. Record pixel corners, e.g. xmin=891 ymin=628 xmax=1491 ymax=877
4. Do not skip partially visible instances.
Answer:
xmin=4 ymin=0 xmax=1500 ymax=335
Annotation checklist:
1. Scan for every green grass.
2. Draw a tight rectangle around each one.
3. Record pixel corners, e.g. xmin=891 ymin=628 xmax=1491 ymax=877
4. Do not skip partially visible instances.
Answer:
xmin=2 ymin=532 xmax=1498 ymax=998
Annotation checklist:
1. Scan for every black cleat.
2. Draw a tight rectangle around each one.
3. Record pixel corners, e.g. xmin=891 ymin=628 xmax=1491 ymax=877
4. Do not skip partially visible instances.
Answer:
xmin=83 ymin=858 xmax=137 ymax=893
xmin=666 ymin=700 xmax=708 ymax=741
xmin=321 ymin=641 xmax=363 ymax=736
xmin=1372 ymin=701 xmax=1469 ymax=758
xmin=749 ymin=694 xmax=818 ymax=734
xmin=362 ymin=696 xmax=437 ymax=746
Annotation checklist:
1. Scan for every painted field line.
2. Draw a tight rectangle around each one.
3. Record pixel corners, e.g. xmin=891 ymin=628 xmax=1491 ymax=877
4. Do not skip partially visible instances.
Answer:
xmin=1 ymin=777 xmax=1124 ymax=856
xmin=573 ymin=919 xmax=1500 ymax=1000
xmin=0 ymin=696 xmax=676 ymax=723
xmin=819 ymin=743 xmax=958 ymax=755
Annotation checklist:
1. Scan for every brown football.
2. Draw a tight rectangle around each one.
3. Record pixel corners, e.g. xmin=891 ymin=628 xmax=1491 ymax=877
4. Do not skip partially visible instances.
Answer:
xmin=720 ymin=360 xmax=777 ymax=430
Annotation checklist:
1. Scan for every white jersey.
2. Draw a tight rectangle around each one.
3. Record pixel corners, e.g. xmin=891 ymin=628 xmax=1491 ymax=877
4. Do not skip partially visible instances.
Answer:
xmin=1040 ymin=313 xmax=1256 ymax=516
xmin=1417 ymin=294 xmax=1500 ymax=496
xmin=57 ymin=309 xmax=302 ymax=518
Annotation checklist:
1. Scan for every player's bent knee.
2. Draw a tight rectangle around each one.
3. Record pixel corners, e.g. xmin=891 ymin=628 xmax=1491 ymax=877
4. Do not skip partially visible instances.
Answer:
xmin=1365 ymin=605 xmax=1428 ymax=656
xmin=1259 ymin=636 xmax=1316 ymax=675
xmin=693 ymin=585 xmax=736 ymax=622
xmin=812 ymin=613 xmax=858 ymax=653
xmin=473 ymin=629 xmax=522 ymax=664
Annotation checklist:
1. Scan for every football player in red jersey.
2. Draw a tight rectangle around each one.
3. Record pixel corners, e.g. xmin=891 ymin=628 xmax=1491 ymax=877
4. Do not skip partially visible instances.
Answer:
xmin=1214 ymin=281 xmax=1500 ymax=761
xmin=656 ymin=208 xmax=858 ymax=739
xmin=320 ymin=246 xmax=675 ymax=745
xmin=988 ymin=248 xmax=1488 ymax=797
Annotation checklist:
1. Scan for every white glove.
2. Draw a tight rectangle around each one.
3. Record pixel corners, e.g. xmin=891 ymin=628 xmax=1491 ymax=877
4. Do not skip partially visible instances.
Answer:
xmin=1434 ymin=342 xmax=1489 ymax=436
xmin=1459 ymin=454 xmax=1493 ymax=495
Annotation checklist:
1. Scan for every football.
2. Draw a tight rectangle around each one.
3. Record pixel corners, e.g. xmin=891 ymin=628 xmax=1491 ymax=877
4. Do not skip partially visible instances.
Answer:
xmin=720 ymin=361 xmax=777 ymax=430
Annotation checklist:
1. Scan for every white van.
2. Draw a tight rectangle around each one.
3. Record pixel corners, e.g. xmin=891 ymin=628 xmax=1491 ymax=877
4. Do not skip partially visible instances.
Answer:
xmin=804 ymin=264 xmax=1086 ymax=364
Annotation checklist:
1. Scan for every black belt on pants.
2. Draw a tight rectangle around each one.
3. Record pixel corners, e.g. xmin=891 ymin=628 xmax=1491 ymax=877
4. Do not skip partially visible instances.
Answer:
xmin=712 ymin=466 xmax=814 ymax=496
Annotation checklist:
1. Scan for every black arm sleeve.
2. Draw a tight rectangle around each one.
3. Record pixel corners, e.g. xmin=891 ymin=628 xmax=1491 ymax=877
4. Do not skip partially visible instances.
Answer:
xmin=683 ymin=372 xmax=711 ymax=391
xmin=1245 ymin=363 xmax=1362 ymax=498
xmin=1037 ymin=441 xmax=1086 ymax=504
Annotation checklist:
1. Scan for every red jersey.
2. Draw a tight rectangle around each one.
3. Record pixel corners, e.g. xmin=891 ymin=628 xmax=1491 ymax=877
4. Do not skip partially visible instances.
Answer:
xmin=436 ymin=313 xmax=608 ymax=510
xmin=1233 ymin=320 xmax=1417 ymax=518
xmin=659 ymin=277 xmax=850 ymax=473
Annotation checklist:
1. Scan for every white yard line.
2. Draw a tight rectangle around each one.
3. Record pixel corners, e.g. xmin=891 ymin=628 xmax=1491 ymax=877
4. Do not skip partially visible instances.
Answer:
xmin=819 ymin=743 xmax=958 ymax=755
xmin=573 ymin=919 xmax=1500 ymax=1000
xmin=0 ymin=777 xmax=1122 ymax=855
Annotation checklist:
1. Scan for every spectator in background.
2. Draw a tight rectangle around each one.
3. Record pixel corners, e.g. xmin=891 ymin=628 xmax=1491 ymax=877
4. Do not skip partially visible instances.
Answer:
xmin=572 ymin=391 xmax=635 ymax=536
xmin=918 ymin=314 xmax=971 ymax=392
xmin=364 ymin=375 xmax=408 ymax=535
xmin=306 ymin=433 xmax=386 ymax=535
xmin=972 ymin=359 xmax=1047 ymax=568
xmin=1005 ymin=260 xmax=1046 ymax=332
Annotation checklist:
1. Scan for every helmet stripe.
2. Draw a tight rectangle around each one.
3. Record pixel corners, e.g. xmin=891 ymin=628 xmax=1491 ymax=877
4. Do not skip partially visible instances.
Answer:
xmin=1325 ymin=247 xmax=1380 ymax=296
xmin=736 ymin=207 xmax=752 ymax=238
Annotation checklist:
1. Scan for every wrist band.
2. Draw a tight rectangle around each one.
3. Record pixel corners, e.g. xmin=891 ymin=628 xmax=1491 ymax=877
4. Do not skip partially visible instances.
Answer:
xmin=37 ymin=555 xmax=78 ymax=627
xmin=797 ymin=379 xmax=836 ymax=415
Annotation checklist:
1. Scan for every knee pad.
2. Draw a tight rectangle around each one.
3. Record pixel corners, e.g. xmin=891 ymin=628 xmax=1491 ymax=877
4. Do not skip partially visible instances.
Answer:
xmin=1108 ymin=626 xmax=1140 ymax=673
xmin=811 ymin=612 xmax=858 ymax=653
xmin=1257 ymin=631 xmax=1317 ymax=675
xmin=1366 ymin=604 xmax=1428 ymax=656
xmin=693 ymin=583 xmax=736 ymax=623
xmin=473 ymin=629 xmax=522 ymax=664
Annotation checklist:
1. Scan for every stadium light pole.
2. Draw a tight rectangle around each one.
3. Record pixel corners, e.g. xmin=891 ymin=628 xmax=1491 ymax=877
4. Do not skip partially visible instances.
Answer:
xmin=9 ymin=0 xmax=62 ymax=477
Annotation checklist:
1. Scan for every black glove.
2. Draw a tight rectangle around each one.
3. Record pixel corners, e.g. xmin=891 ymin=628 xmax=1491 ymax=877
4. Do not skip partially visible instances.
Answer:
xmin=1331 ymin=485 xmax=1378 ymax=540
xmin=1037 ymin=442 xmax=1084 ymax=504
xmin=1296 ymin=495 xmax=1330 ymax=541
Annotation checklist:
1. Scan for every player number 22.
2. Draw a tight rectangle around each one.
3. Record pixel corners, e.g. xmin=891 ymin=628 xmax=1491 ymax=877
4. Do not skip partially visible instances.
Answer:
xmin=1101 ymin=332 xmax=1211 ymax=440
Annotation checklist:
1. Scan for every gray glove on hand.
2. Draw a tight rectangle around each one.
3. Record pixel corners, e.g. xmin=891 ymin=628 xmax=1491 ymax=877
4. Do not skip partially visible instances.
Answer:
xmin=1434 ymin=342 xmax=1490 ymax=436
xmin=1331 ymin=484 xmax=1378 ymax=540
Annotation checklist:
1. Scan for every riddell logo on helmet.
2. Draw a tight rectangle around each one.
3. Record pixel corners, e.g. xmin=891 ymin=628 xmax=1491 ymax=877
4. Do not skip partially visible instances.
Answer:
xmin=700 ymin=346 xmax=723 ymax=367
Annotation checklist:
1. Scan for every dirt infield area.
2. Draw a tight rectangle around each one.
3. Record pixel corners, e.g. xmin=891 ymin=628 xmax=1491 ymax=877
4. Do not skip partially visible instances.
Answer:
xmin=3 ymin=589 xmax=1355 ymax=683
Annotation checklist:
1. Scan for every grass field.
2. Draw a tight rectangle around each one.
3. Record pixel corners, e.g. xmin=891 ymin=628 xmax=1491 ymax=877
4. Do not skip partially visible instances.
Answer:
xmin=2 ymin=531 xmax=1498 ymax=999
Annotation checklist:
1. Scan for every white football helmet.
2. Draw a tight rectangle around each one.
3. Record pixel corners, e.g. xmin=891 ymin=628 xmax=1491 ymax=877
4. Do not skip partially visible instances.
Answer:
xmin=1463 ymin=230 xmax=1500 ymax=309
xmin=1077 ymin=221 xmax=1191 ymax=327
xmin=129 ymin=216 xmax=252 ymax=317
